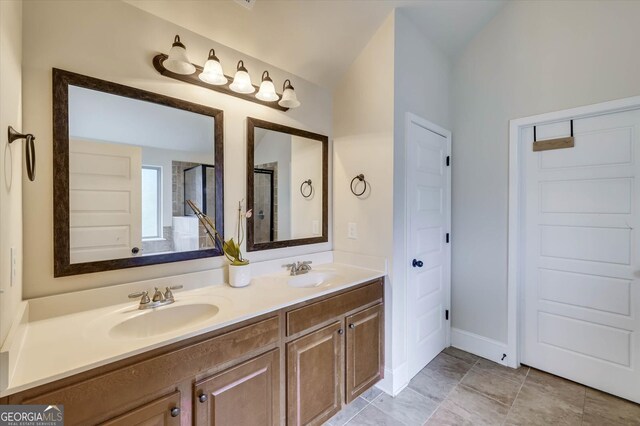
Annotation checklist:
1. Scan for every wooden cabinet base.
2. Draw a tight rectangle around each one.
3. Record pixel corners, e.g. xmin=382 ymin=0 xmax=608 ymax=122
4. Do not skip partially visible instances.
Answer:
xmin=4 ymin=278 xmax=384 ymax=426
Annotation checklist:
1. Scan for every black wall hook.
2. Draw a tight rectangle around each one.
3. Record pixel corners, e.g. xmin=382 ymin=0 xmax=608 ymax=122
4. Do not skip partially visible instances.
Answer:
xmin=350 ymin=174 xmax=367 ymax=197
xmin=8 ymin=126 xmax=36 ymax=181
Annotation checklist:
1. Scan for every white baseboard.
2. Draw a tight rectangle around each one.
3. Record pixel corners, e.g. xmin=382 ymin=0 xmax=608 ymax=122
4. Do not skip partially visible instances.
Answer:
xmin=376 ymin=363 xmax=409 ymax=396
xmin=451 ymin=327 xmax=510 ymax=366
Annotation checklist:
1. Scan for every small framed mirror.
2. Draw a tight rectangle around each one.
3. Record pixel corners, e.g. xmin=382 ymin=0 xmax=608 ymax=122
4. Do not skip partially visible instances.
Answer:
xmin=247 ymin=118 xmax=328 ymax=251
xmin=53 ymin=69 xmax=224 ymax=277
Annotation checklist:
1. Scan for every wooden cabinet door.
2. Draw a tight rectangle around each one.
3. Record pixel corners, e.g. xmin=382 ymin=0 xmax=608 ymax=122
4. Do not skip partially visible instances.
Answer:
xmin=100 ymin=391 xmax=181 ymax=426
xmin=345 ymin=304 xmax=383 ymax=403
xmin=194 ymin=349 xmax=280 ymax=426
xmin=287 ymin=321 xmax=344 ymax=426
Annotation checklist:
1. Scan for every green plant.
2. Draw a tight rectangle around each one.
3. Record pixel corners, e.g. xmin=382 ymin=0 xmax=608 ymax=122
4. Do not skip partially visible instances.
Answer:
xmin=186 ymin=199 xmax=252 ymax=266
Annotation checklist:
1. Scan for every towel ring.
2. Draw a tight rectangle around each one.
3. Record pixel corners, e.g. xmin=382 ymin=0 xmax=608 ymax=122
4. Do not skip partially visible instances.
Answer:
xmin=8 ymin=126 xmax=36 ymax=181
xmin=300 ymin=179 xmax=313 ymax=198
xmin=350 ymin=174 xmax=367 ymax=197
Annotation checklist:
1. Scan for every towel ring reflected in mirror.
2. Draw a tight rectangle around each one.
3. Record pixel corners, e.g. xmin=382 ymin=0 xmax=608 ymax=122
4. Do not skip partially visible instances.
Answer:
xmin=300 ymin=179 xmax=313 ymax=198
xmin=350 ymin=174 xmax=367 ymax=197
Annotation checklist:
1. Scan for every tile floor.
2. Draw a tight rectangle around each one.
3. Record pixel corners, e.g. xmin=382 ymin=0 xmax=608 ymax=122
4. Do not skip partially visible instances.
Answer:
xmin=326 ymin=347 xmax=640 ymax=425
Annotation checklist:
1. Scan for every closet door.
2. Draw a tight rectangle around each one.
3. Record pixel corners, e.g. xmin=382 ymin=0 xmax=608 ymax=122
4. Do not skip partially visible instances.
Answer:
xmin=522 ymin=109 xmax=640 ymax=403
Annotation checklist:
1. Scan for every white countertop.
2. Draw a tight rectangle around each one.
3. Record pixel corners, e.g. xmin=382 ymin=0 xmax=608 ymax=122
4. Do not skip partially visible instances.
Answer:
xmin=0 ymin=260 xmax=384 ymax=397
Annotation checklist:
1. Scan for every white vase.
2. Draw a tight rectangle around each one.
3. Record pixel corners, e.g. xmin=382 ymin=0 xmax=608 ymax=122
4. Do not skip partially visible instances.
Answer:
xmin=228 ymin=263 xmax=251 ymax=288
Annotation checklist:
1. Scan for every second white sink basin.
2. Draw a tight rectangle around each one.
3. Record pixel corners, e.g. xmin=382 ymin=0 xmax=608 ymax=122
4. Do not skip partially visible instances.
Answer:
xmin=109 ymin=303 xmax=219 ymax=339
xmin=288 ymin=271 xmax=337 ymax=288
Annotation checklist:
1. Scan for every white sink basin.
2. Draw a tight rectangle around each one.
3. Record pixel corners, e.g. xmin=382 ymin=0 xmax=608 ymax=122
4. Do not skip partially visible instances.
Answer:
xmin=109 ymin=303 xmax=219 ymax=339
xmin=288 ymin=271 xmax=337 ymax=288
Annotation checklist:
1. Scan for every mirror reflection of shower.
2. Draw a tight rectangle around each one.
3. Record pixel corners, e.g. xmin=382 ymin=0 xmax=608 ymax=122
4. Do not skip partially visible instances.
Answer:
xmin=172 ymin=163 xmax=216 ymax=251
xmin=254 ymin=166 xmax=276 ymax=243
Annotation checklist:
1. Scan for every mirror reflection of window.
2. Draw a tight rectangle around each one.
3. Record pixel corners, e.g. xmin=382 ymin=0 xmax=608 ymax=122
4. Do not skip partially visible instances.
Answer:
xmin=141 ymin=166 xmax=162 ymax=240
xmin=67 ymin=85 xmax=215 ymax=263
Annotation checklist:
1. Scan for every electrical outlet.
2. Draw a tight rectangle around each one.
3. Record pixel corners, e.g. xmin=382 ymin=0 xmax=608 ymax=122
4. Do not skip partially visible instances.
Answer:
xmin=347 ymin=222 xmax=358 ymax=239
xmin=10 ymin=247 xmax=16 ymax=287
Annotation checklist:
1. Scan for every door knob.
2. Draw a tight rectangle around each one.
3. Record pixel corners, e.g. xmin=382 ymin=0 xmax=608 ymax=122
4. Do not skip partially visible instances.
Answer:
xmin=198 ymin=394 xmax=208 ymax=403
xmin=412 ymin=259 xmax=423 ymax=268
xmin=338 ymin=329 xmax=344 ymax=335
xmin=131 ymin=247 xmax=140 ymax=255
xmin=170 ymin=407 xmax=180 ymax=417
xmin=349 ymin=323 xmax=355 ymax=329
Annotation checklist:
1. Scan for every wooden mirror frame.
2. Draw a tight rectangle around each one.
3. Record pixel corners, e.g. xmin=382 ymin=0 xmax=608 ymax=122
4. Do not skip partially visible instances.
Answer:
xmin=246 ymin=117 xmax=328 ymax=252
xmin=52 ymin=68 xmax=224 ymax=277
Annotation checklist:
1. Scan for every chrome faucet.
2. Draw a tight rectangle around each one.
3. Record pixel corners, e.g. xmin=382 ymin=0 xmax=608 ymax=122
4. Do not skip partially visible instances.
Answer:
xmin=283 ymin=261 xmax=313 ymax=276
xmin=128 ymin=285 xmax=183 ymax=310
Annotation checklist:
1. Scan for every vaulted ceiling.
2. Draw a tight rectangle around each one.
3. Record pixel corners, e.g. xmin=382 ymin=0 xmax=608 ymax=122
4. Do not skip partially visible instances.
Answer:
xmin=126 ymin=0 xmax=506 ymax=88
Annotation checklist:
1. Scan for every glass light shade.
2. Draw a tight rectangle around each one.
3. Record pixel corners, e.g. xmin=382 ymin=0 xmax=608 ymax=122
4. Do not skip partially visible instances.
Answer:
xmin=278 ymin=80 xmax=300 ymax=108
xmin=164 ymin=35 xmax=196 ymax=75
xmin=229 ymin=60 xmax=255 ymax=94
xmin=199 ymin=49 xmax=227 ymax=85
xmin=256 ymin=71 xmax=279 ymax=102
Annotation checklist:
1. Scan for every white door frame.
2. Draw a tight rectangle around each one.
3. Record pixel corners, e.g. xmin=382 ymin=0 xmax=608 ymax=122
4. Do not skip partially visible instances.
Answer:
xmin=404 ymin=112 xmax=452 ymax=364
xmin=507 ymin=95 xmax=640 ymax=368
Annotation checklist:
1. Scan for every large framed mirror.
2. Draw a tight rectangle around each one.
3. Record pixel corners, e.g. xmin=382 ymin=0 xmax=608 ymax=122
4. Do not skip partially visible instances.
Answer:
xmin=53 ymin=69 xmax=224 ymax=277
xmin=247 ymin=118 xmax=328 ymax=251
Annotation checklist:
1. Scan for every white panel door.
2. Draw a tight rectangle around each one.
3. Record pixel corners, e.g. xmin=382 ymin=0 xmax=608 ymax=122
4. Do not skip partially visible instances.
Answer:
xmin=407 ymin=118 xmax=451 ymax=378
xmin=523 ymin=109 xmax=640 ymax=403
xmin=69 ymin=139 xmax=142 ymax=263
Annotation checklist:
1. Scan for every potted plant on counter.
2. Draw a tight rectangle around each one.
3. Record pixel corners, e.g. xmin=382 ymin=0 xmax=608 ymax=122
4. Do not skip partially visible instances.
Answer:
xmin=186 ymin=199 xmax=253 ymax=287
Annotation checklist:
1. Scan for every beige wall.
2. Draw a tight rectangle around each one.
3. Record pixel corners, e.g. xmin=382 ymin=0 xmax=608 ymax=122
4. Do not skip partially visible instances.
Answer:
xmin=452 ymin=0 xmax=640 ymax=342
xmin=0 ymin=0 xmax=23 ymax=345
xmin=333 ymin=11 xmax=395 ymax=388
xmin=333 ymin=9 xmax=451 ymax=393
xmin=290 ymin=136 xmax=323 ymax=239
xmin=22 ymin=0 xmax=332 ymax=299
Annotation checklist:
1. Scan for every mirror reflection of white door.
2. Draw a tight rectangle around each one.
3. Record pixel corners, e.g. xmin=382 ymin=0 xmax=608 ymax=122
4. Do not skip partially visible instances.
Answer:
xmin=69 ymin=139 xmax=142 ymax=263
xmin=406 ymin=114 xmax=451 ymax=379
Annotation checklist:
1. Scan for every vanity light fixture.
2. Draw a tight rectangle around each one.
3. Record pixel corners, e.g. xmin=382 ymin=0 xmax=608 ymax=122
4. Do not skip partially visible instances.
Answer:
xmin=199 ymin=49 xmax=227 ymax=85
xmin=278 ymin=79 xmax=300 ymax=109
xmin=256 ymin=71 xmax=279 ymax=102
xmin=153 ymin=40 xmax=299 ymax=111
xmin=163 ymin=35 xmax=196 ymax=75
xmin=229 ymin=60 xmax=255 ymax=94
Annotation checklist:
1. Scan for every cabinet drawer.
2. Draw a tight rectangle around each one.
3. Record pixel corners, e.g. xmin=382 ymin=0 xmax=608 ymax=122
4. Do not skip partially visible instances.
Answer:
xmin=18 ymin=316 xmax=279 ymax=425
xmin=286 ymin=279 xmax=383 ymax=336
xmin=100 ymin=391 xmax=181 ymax=426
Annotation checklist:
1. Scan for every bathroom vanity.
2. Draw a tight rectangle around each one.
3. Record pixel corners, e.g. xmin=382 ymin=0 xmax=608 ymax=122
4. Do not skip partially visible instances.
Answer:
xmin=0 ymin=265 xmax=384 ymax=426
xmin=0 ymin=69 xmax=383 ymax=425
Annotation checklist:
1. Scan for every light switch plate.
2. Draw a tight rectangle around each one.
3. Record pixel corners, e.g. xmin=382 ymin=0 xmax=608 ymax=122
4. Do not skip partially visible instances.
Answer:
xmin=347 ymin=222 xmax=358 ymax=239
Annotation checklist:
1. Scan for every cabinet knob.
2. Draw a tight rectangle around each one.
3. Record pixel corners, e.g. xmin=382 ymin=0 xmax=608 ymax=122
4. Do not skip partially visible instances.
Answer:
xmin=338 ymin=329 xmax=344 ymax=335
xmin=198 ymin=393 xmax=208 ymax=403
xmin=170 ymin=407 xmax=180 ymax=417
xmin=349 ymin=323 xmax=355 ymax=329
